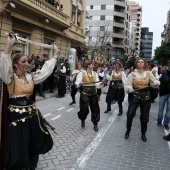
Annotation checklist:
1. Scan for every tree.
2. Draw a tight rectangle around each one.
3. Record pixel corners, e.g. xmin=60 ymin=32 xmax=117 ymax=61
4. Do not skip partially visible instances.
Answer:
xmin=155 ymin=42 xmax=170 ymax=65
xmin=85 ymin=23 xmax=112 ymax=59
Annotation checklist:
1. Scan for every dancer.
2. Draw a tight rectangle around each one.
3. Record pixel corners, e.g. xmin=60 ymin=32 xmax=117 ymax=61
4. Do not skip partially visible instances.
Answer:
xmin=69 ymin=62 xmax=83 ymax=105
xmin=124 ymin=58 xmax=160 ymax=142
xmin=0 ymin=32 xmax=59 ymax=169
xmin=75 ymin=60 xmax=103 ymax=132
xmin=104 ymin=61 xmax=126 ymax=116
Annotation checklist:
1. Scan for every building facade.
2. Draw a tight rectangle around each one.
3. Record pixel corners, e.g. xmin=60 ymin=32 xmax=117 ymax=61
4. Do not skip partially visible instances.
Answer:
xmin=129 ymin=0 xmax=142 ymax=57
xmin=85 ymin=0 xmax=130 ymax=61
xmin=0 ymin=0 xmax=86 ymax=59
xmin=140 ymin=27 xmax=153 ymax=61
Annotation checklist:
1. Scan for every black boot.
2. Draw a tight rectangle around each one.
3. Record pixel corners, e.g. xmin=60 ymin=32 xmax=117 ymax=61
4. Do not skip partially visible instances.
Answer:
xmin=125 ymin=130 xmax=130 ymax=139
xmin=69 ymin=101 xmax=76 ymax=105
xmin=117 ymin=102 xmax=123 ymax=116
xmin=94 ymin=124 xmax=98 ymax=132
xmin=141 ymin=134 xmax=147 ymax=142
xmin=104 ymin=103 xmax=111 ymax=113
xmin=141 ymin=123 xmax=147 ymax=142
xmin=81 ymin=120 xmax=85 ymax=128
xmin=163 ymin=133 xmax=170 ymax=141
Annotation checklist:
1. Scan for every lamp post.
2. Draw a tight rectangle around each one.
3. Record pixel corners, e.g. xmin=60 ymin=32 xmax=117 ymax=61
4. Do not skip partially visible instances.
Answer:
xmin=106 ymin=42 xmax=111 ymax=61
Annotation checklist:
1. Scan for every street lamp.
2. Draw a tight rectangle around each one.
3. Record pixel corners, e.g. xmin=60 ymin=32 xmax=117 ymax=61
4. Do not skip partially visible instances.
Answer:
xmin=106 ymin=42 xmax=111 ymax=61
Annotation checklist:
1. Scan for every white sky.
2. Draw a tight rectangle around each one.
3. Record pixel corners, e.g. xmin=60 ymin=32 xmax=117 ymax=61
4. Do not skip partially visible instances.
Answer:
xmin=132 ymin=0 xmax=170 ymax=55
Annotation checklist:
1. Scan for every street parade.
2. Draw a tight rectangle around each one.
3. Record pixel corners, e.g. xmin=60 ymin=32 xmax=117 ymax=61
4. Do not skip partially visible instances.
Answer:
xmin=1 ymin=0 xmax=170 ymax=170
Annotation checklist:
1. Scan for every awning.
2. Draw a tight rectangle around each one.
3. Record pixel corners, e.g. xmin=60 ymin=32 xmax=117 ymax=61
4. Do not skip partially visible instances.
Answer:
xmin=72 ymin=0 xmax=76 ymax=6
xmin=78 ymin=2 xmax=82 ymax=11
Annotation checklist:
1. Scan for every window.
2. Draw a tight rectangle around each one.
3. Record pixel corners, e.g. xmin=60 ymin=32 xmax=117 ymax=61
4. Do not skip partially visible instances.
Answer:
xmin=100 ymin=15 xmax=105 ymax=20
xmin=89 ymin=37 xmax=92 ymax=41
xmin=90 ymin=5 xmax=93 ymax=9
xmin=90 ymin=16 xmax=93 ymax=20
xmin=101 ymin=5 xmax=106 ymax=10
xmin=77 ymin=2 xmax=82 ymax=27
xmin=100 ymin=26 xmax=105 ymax=31
xmin=89 ymin=26 xmax=92 ymax=31
xmin=72 ymin=4 xmax=76 ymax=23
xmin=77 ymin=10 xmax=81 ymax=26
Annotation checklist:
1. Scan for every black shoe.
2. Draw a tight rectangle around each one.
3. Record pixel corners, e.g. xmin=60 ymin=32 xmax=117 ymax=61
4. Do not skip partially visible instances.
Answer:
xmin=69 ymin=101 xmax=76 ymax=105
xmin=81 ymin=120 xmax=85 ymax=128
xmin=104 ymin=109 xmax=111 ymax=113
xmin=56 ymin=95 xmax=62 ymax=98
xmin=125 ymin=131 xmax=130 ymax=139
xmin=117 ymin=112 xmax=122 ymax=116
xmin=39 ymin=93 xmax=45 ymax=98
xmin=164 ymin=125 xmax=169 ymax=130
xmin=141 ymin=134 xmax=147 ymax=142
xmin=163 ymin=134 xmax=170 ymax=141
xmin=157 ymin=122 xmax=162 ymax=127
xmin=94 ymin=124 xmax=98 ymax=132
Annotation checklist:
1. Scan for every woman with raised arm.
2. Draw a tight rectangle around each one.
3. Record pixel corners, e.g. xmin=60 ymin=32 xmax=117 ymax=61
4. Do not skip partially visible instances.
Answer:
xmin=0 ymin=32 xmax=59 ymax=170
xmin=124 ymin=58 xmax=160 ymax=142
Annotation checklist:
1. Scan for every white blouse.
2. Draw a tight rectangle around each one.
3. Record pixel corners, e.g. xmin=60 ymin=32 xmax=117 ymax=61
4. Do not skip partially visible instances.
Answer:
xmin=0 ymin=52 xmax=57 ymax=85
xmin=106 ymin=71 xmax=127 ymax=85
xmin=75 ymin=70 xmax=103 ymax=89
xmin=124 ymin=70 xmax=160 ymax=93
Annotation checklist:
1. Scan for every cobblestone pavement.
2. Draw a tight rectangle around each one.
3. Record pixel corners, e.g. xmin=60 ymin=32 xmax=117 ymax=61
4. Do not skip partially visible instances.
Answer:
xmin=36 ymin=89 xmax=170 ymax=170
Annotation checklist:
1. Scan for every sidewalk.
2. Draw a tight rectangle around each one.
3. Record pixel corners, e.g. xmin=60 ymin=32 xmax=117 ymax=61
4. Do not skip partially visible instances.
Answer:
xmin=71 ymin=96 xmax=170 ymax=170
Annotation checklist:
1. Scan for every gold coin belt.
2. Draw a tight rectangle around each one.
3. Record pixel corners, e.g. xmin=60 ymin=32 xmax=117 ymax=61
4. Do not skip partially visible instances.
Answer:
xmin=9 ymin=113 xmax=34 ymax=127
xmin=8 ymin=104 xmax=36 ymax=114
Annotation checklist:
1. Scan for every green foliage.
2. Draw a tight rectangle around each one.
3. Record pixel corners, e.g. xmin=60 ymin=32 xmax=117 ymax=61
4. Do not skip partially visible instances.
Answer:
xmin=155 ymin=42 xmax=170 ymax=65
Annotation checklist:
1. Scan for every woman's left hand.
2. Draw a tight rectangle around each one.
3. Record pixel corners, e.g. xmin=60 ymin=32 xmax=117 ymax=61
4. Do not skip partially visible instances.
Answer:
xmin=53 ymin=42 xmax=60 ymax=56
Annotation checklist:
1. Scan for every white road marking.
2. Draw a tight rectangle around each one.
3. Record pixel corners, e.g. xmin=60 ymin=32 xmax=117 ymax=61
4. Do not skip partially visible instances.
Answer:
xmin=43 ymin=113 xmax=51 ymax=117
xmin=164 ymin=129 xmax=170 ymax=148
xmin=57 ymin=107 xmax=65 ymax=110
xmin=67 ymin=108 xmax=74 ymax=112
xmin=71 ymin=95 xmax=128 ymax=170
xmin=51 ymin=115 xmax=61 ymax=121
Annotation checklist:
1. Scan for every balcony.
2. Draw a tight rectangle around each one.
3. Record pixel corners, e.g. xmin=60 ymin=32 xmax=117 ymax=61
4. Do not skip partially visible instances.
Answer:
xmin=3 ymin=0 xmax=70 ymax=29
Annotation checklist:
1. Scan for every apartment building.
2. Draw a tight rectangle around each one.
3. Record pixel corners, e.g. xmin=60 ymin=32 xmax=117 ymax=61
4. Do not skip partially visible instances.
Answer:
xmin=129 ymin=0 xmax=142 ymax=57
xmin=161 ymin=10 xmax=170 ymax=44
xmin=140 ymin=27 xmax=153 ymax=61
xmin=86 ymin=0 xmax=130 ymax=61
xmin=0 ymin=0 xmax=86 ymax=59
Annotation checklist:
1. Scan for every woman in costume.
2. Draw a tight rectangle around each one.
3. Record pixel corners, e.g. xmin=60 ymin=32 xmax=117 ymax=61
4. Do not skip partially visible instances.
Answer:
xmin=104 ymin=61 xmax=126 ymax=116
xmin=0 ymin=32 xmax=59 ymax=170
xmin=69 ymin=62 xmax=83 ymax=105
xmin=75 ymin=60 xmax=103 ymax=132
xmin=124 ymin=58 xmax=160 ymax=142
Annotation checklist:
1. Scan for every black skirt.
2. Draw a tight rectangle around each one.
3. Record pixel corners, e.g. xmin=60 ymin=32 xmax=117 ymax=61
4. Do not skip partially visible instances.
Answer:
xmin=6 ymin=97 xmax=53 ymax=170
xmin=106 ymin=81 xmax=125 ymax=103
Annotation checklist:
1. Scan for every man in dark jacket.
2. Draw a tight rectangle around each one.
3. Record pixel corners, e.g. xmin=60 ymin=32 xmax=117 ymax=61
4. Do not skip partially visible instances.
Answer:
xmin=157 ymin=61 xmax=170 ymax=133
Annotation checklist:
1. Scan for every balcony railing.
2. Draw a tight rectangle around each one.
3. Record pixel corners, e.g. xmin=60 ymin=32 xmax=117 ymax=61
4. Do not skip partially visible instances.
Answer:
xmin=70 ymin=22 xmax=84 ymax=35
xmin=3 ymin=0 xmax=70 ymax=27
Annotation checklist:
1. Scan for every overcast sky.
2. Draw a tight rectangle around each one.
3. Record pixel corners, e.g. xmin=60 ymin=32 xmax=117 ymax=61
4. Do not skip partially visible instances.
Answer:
xmin=133 ymin=0 xmax=170 ymax=55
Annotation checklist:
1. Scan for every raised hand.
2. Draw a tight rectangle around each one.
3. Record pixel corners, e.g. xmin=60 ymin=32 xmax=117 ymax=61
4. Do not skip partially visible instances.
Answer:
xmin=53 ymin=42 xmax=60 ymax=56
xmin=4 ymin=32 xmax=16 ymax=54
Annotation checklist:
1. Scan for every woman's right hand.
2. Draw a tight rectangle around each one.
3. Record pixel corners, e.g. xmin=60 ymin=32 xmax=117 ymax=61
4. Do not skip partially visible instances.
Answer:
xmin=7 ymin=32 xmax=16 ymax=47
xmin=4 ymin=32 xmax=15 ymax=54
